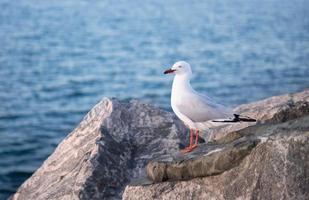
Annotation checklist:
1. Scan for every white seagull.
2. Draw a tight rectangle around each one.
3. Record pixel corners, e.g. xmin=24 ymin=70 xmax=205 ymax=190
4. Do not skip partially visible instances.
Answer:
xmin=164 ymin=61 xmax=256 ymax=153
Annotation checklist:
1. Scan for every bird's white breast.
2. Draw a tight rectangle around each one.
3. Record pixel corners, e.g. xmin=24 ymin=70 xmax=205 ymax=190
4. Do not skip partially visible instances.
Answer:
xmin=171 ymin=75 xmax=197 ymax=128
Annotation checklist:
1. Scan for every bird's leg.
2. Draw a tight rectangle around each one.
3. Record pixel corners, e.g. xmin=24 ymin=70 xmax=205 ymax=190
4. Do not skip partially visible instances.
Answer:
xmin=181 ymin=129 xmax=198 ymax=153
xmin=191 ymin=130 xmax=199 ymax=148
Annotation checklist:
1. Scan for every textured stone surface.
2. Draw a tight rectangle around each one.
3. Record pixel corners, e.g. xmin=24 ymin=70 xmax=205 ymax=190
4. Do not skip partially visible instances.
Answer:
xmin=11 ymin=90 xmax=309 ymax=200
xmin=144 ymin=90 xmax=309 ymax=184
xmin=235 ymin=89 xmax=309 ymax=123
xmin=123 ymin=116 xmax=309 ymax=200
xmin=10 ymin=98 xmax=187 ymax=200
xmin=146 ymin=137 xmax=259 ymax=182
xmin=205 ymin=89 xmax=309 ymax=143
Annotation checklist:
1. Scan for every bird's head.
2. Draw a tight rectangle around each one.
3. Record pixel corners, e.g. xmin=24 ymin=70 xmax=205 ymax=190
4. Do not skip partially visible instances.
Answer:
xmin=164 ymin=61 xmax=192 ymax=77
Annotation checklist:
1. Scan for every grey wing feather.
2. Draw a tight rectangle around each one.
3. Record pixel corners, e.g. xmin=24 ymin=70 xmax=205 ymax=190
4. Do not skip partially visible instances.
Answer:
xmin=177 ymin=93 xmax=233 ymax=122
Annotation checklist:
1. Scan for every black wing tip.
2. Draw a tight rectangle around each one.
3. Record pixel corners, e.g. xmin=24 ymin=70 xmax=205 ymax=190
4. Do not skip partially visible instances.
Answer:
xmin=212 ymin=114 xmax=257 ymax=123
xmin=234 ymin=114 xmax=257 ymax=122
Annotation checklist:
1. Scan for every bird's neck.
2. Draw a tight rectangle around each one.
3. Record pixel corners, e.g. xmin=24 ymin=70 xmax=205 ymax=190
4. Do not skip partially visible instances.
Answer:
xmin=172 ymin=74 xmax=193 ymax=94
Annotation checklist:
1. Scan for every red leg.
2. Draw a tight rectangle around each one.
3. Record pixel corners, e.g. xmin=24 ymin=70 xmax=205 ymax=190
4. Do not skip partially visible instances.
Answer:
xmin=191 ymin=130 xmax=199 ymax=148
xmin=181 ymin=129 xmax=198 ymax=153
xmin=195 ymin=130 xmax=199 ymax=145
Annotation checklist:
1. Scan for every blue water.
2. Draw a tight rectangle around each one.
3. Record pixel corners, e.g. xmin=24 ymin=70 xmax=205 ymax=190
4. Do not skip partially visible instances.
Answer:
xmin=0 ymin=0 xmax=308 ymax=198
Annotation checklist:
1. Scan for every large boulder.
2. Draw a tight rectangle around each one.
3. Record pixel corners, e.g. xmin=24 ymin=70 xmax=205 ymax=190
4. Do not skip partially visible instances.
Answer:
xmin=10 ymin=98 xmax=187 ymax=200
xmin=123 ymin=116 xmax=309 ymax=200
xmin=137 ymin=89 xmax=309 ymax=194
xmin=205 ymin=89 xmax=309 ymax=143
xmin=11 ymin=89 xmax=309 ymax=200
xmin=146 ymin=137 xmax=260 ymax=182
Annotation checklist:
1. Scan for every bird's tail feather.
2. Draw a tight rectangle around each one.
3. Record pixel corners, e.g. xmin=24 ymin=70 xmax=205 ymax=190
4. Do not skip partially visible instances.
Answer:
xmin=212 ymin=114 xmax=256 ymax=123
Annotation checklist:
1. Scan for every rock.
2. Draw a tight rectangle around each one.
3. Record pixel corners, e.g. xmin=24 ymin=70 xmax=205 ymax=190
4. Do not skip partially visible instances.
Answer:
xmin=205 ymin=89 xmax=309 ymax=143
xmin=235 ymin=89 xmax=309 ymax=123
xmin=144 ymin=90 xmax=309 ymax=184
xmin=11 ymin=90 xmax=309 ymax=200
xmin=146 ymin=137 xmax=259 ymax=182
xmin=123 ymin=116 xmax=309 ymax=200
xmin=10 ymin=98 xmax=187 ymax=200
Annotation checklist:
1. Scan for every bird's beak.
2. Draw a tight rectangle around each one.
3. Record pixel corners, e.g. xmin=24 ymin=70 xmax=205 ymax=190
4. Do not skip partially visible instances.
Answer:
xmin=164 ymin=69 xmax=176 ymax=74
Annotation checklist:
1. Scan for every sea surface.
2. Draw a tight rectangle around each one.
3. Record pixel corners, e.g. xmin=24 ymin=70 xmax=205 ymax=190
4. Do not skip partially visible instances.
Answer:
xmin=0 ymin=0 xmax=309 ymax=198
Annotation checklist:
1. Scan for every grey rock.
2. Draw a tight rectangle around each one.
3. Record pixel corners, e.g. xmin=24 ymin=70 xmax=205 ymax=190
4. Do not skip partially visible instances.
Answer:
xmin=235 ymin=89 xmax=309 ymax=124
xmin=144 ymin=89 xmax=309 ymax=185
xmin=11 ymin=90 xmax=309 ymax=200
xmin=10 ymin=98 xmax=187 ymax=200
xmin=123 ymin=116 xmax=309 ymax=200
xmin=205 ymin=89 xmax=309 ymax=143
xmin=146 ymin=137 xmax=259 ymax=182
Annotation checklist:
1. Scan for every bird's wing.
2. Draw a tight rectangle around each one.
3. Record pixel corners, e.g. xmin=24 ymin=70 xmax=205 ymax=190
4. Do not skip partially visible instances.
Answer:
xmin=176 ymin=92 xmax=233 ymax=122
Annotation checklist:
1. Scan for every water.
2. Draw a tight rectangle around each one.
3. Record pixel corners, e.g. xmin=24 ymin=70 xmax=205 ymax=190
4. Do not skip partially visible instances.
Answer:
xmin=0 ymin=0 xmax=308 ymax=198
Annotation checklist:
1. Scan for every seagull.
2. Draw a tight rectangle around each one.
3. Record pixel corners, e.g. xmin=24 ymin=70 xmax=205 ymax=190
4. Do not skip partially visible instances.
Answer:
xmin=164 ymin=61 xmax=256 ymax=153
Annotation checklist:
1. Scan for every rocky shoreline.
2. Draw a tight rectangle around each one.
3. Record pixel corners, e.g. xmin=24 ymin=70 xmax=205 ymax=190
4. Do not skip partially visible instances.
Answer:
xmin=10 ymin=90 xmax=309 ymax=200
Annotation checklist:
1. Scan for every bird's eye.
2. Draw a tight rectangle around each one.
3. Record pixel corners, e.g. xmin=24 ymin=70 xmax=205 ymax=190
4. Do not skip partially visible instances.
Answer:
xmin=178 ymin=66 xmax=182 ymax=68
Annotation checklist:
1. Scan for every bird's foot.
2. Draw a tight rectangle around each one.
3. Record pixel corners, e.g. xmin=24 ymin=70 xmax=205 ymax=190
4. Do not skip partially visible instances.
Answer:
xmin=181 ymin=144 xmax=197 ymax=154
